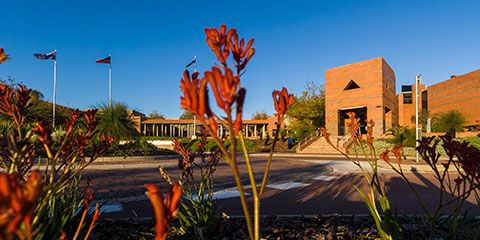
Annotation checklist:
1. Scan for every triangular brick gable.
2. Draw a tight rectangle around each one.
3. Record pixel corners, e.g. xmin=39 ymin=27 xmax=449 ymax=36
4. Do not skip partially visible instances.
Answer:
xmin=344 ymin=80 xmax=360 ymax=90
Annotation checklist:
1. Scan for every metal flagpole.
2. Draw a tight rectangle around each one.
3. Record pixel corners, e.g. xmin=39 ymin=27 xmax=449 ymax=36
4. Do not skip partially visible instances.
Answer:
xmin=108 ymin=54 xmax=112 ymax=107
xmin=193 ymin=55 xmax=197 ymax=138
xmin=415 ymin=74 xmax=421 ymax=163
xmin=52 ymin=51 xmax=57 ymax=129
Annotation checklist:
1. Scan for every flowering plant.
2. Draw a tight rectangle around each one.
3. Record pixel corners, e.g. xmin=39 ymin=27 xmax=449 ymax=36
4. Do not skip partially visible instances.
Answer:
xmin=323 ymin=111 xmax=480 ymax=239
xmin=145 ymin=184 xmax=182 ymax=240
xmin=175 ymin=24 xmax=294 ymax=240
xmin=0 ymin=65 xmax=113 ymax=239
xmin=154 ymin=133 xmax=222 ymax=239
xmin=321 ymin=112 xmax=402 ymax=240
xmin=381 ymin=135 xmax=480 ymax=238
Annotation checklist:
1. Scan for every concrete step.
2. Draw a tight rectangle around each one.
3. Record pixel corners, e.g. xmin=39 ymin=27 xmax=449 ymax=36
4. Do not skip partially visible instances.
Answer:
xmin=297 ymin=136 xmax=349 ymax=154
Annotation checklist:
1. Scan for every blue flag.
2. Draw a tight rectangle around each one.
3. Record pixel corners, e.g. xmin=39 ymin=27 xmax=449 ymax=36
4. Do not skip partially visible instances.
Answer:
xmin=34 ymin=50 xmax=56 ymax=60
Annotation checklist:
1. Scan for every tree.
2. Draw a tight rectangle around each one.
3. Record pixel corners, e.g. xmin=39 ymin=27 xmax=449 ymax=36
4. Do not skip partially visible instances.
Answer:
xmin=26 ymin=101 xmax=71 ymax=127
xmin=95 ymin=102 xmax=138 ymax=141
xmin=251 ymin=110 xmax=269 ymax=120
xmin=286 ymin=81 xmax=325 ymax=140
xmin=410 ymin=109 xmax=429 ymax=131
xmin=433 ymin=110 xmax=466 ymax=138
xmin=149 ymin=111 xmax=165 ymax=119
xmin=179 ymin=110 xmax=195 ymax=120
xmin=0 ymin=78 xmax=70 ymax=128
xmin=387 ymin=126 xmax=416 ymax=148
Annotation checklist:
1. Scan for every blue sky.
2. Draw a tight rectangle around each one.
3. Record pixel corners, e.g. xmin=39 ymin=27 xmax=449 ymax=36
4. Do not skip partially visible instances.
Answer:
xmin=1 ymin=1 xmax=479 ymax=118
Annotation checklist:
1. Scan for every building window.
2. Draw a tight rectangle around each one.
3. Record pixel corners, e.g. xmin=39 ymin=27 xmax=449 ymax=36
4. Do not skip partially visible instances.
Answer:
xmin=401 ymin=85 xmax=412 ymax=92
xmin=403 ymin=93 xmax=412 ymax=104
xmin=422 ymin=90 xmax=428 ymax=111
xmin=344 ymin=80 xmax=360 ymax=90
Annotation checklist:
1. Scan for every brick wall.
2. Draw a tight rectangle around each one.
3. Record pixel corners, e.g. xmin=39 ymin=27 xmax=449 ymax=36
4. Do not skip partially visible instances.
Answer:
xmin=398 ymin=83 xmax=426 ymax=127
xmin=428 ymin=70 xmax=480 ymax=127
xmin=325 ymin=57 xmax=397 ymax=136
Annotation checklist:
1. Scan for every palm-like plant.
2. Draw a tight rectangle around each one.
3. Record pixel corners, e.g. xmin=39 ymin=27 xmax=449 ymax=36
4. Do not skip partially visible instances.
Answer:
xmin=435 ymin=110 xmax=466 ymax=138
xmin=29 ymin=89 xmax=44 ymax=102
xmin=95 ymin=102 xmax=137 ymax=141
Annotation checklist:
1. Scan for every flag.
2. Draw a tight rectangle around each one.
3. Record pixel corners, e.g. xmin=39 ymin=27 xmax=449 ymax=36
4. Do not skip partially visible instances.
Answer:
xmin=0 ymin=48 xmax=9 ymax=64
xmin=185 ymin=56 xmax=196 ymax=68
xmin=95 ymin=56 xmax=111 ymax=64
xmin=34 ymin=50 xmax=56 ymax=60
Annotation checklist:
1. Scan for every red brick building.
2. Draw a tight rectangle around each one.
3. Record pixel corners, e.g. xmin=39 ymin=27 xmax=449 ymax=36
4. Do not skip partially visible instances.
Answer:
xmin=300 ymin=58 xmax=479 ymax=154
xmin=397 ymin=83 xmax=427 ymax=127
xmin=326 ymin=58 xmax=480 ymax=134
xmin=325 ymin=57 xmax=398 ymax=137
xmin=427 ymin=70 xmax=480 ymax=128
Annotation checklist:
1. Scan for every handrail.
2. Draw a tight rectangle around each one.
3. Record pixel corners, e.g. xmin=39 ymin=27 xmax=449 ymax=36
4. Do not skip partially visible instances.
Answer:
xmin=297 ymin=128 xmax=323 ymax=151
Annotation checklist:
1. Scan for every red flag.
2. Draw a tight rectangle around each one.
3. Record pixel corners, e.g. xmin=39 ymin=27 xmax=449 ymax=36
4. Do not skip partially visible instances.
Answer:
xmin=95 ymin=56 xmax=111 ymax=64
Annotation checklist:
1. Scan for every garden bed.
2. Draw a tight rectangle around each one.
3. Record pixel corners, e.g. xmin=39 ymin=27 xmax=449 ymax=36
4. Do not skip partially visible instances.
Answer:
xmin=90 ymin=214 xmax=480 ymax=239
xmin=91 ymin=215 xmax=380 ymax=239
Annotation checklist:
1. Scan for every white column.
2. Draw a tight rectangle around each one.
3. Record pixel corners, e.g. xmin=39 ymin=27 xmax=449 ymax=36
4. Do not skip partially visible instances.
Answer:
xmin=415 ymin=75 xmax=421 ymax=163
xmin=262 ymin=125 xmax=266 ymax=139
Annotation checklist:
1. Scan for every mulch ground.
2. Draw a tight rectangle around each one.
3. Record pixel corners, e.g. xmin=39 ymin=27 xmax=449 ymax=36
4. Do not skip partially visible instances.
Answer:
xmin=90 ymin=215 xmax=380 ymax=240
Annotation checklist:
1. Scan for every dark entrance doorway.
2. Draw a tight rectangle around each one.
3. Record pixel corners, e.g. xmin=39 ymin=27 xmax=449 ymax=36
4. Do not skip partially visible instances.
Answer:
xmin=338 ymin=107 xmax=367 ymax=136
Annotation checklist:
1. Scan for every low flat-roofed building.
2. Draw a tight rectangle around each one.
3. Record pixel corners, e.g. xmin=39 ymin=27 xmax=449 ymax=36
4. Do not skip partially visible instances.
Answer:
xmin=129 ymin=112 xmax=281 ymax=139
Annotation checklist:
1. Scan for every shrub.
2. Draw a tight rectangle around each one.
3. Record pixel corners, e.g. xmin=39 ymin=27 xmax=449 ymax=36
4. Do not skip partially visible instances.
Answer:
xmin=180 ymin=137 xmax=257 ymax=153
xmin=464 ymin=135 xmax=480 ymax=150
xmin=95 ymin=102 xmax=138 ymax=141
xmin=387 ymin=126 xmax=416 ymax=148
xmin=432 ymin=110 xmax=466 ymax=137
xmin=101 ymin=139 xmax=176 ymax=157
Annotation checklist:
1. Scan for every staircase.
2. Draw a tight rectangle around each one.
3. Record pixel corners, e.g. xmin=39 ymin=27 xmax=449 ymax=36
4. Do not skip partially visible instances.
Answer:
xmin=296 ymin=129 xmax=347 ymax=154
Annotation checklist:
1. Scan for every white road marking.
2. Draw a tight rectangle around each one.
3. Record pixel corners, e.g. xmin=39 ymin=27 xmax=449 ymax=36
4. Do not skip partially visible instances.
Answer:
xmin=267 ymin=181 xmax=310 ymax=190
xmin=213 ymin=189 xmax=250 ymax=200
xmin=100 ymin=204 xmax=124 ymax=213
xmin=312 ymin=175 xmax=340 ymax=181
xmin=188 ymin=189 xmax=251 ymax=201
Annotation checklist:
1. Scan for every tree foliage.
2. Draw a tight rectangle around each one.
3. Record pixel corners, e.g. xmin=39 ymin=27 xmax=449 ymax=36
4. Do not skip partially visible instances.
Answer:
xmin=251 ymin=110 xmax=269 ymax=120
xmin=148 ymin=111 xmax=165 ymax=119
xmin=387 ymin=126 xmax=416 ymax=148
xmin=410 ymin=109 xmax=429 ymax=130
xmin=179 ymin=110 xmax=195 ymax=120
xmin=0 ymin=78 xmax=71 ymax=128
xmin=286 ymin=81 xmax=325 ymax=140
xmin=95 ymin=102 xmax=138 ymax=141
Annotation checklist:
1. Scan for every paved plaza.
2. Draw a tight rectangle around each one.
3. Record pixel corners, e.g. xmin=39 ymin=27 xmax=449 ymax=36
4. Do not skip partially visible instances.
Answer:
xmin=81 ymin=153 xmax=480 ymax=218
